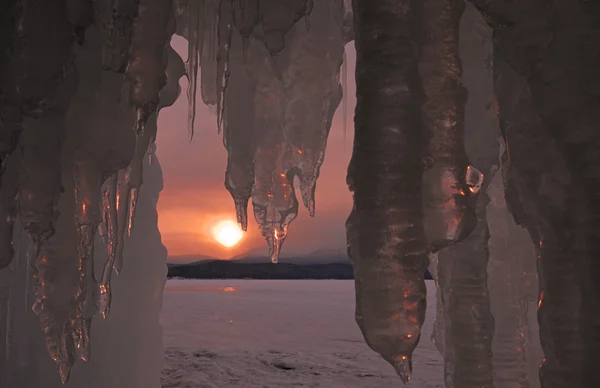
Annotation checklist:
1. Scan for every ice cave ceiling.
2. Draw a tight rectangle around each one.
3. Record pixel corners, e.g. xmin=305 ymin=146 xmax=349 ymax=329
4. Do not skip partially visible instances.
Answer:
xmin=0 ymin=0 xmax=599 ymax=387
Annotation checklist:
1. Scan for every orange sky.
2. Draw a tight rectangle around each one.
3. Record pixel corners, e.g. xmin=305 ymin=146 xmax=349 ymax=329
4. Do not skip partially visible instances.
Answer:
xmin=155 ymin=38 xmax=356 ymax=259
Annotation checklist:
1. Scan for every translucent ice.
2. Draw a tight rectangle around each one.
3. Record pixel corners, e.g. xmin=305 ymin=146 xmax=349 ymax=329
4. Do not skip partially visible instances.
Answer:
xmin=277 ymin=0 xmax=345 ymax=216
xmin=420 ymin=0 xmax=482 ymax=254
xmin=348 ymin=0 xmax=428 ymax=381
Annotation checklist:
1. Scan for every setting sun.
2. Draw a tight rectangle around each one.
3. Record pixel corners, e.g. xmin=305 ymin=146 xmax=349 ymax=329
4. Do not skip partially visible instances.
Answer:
xmin=212 ymin=220 xmax=244 ymax=248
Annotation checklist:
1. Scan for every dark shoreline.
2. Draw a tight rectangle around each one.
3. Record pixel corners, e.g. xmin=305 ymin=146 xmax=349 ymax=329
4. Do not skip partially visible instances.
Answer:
xmin=167 ymin=260 xmax=434 ymax=280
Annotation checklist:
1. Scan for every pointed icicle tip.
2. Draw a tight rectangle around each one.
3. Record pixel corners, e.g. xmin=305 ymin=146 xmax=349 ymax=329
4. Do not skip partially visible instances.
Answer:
xmin=58 ymin=359 xmax=72 ymax=384
xmin=268 ymin=234 xmax=280 ymax=264
xmin=234 ymin=200 xmax=249 ymax=232
xmin=393 ymin=355 xmax=413 ymax=384
xmin=307 ymin=198 xmax=315 ymax=217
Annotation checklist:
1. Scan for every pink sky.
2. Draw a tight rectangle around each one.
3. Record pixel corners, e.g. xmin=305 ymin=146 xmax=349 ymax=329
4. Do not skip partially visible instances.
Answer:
xmin=156 ymin=38 xmax=356 ymax=259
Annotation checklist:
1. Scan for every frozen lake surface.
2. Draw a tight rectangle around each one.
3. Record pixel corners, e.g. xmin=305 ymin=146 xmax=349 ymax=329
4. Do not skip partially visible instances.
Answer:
xmin=161 ymin=279 xmax=443 ymax=388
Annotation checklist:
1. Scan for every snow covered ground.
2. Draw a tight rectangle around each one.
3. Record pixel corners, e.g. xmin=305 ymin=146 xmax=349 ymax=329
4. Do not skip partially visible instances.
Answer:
xmin=161 ymin=279 xmax=443 ymax=388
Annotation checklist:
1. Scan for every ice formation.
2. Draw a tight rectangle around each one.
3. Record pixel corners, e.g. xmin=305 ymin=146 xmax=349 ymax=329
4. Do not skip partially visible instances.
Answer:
xmin=0 ymin=0 xmax=598 ymax=387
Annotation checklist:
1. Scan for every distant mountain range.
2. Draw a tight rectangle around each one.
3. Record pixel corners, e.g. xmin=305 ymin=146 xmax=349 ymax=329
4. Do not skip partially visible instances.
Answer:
xmin=167 ymin=248 xmax=434 ymax=280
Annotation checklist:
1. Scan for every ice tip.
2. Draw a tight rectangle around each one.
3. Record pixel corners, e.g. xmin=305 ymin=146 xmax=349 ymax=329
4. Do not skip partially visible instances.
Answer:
xmin=58 ymin=360 xmax=72 ymax=384
xmin=392 ymin=355 xmax=413 ymax=384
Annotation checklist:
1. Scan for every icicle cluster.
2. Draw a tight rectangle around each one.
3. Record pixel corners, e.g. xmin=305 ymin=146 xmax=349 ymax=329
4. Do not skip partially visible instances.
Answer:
xmin=0 ymin=0 xmax=180 ymax=382
xmin=179 ymin=0 xmax=345 ymax=262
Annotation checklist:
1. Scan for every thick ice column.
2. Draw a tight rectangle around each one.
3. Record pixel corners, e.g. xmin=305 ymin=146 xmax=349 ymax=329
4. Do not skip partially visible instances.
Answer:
xmin=493 ymin=54 xmax=577 ymax=388
xmin=420 ymin=0 xmax=483 ymax=254
xmin=431 ymin=4 xmax=497 ymax=388
xmin=470 ymin=2 xmax=600 ymax=386
xmin=347 ymin=0 xmax=429 ymax=382
xmin=0 ymin=147 xmax=166 ymax=388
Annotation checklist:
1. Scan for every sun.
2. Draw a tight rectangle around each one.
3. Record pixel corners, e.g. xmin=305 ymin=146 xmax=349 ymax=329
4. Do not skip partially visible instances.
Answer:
xmin=212 ymin=220 xmax=244 ymax=248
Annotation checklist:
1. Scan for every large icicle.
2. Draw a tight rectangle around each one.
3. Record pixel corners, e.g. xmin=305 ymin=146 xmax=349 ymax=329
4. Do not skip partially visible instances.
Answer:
xmin=493 ymin=53 xmax=576 ymax=388
xmin=431 ymin=4 xmax=498 ymax=388
xmin=277 ymin=0 xmax=345 ymax=217
xmin=219 ymin=0 xmax=344 ymax=257
xmin=420 ymin=0 xmax=483 ymax=254
xmin=488 ymin=164 xmax=540 ymax=388
xmin=222 ymin=27 xmax=258 ymax=231
xmin=472 ymin=2 xmax=600 ymax=385
xmin=251 ymin=73 xmax=298 ymax=263
xmin=112 ymin=44 xmax=183 ymax=279
xmin=348 ymin=0 xmax=428 ymax=382
xmin=115 ymin=0 xmax=172 ymax=280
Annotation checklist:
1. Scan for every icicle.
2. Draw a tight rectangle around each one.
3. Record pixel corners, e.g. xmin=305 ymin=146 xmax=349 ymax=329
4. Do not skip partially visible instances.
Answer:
xmin=120 ymin=0 xmax=172 ymax=273
xmin=114 ymin=167 xmax=130 ymax=277
xmin=251 ymin=71 xmax=298 ymax=263
xmin=185 ymin=0 xmax=201 ymax=139
xmin=428 ymin=253 xmax=445 ymax=354
xmin=72 ymin=159 xmax=103 ymax=362
xmin=127 ymin=0 xmax=173 ymax=135
xmin=494 ymin=53 xmax=569 ymax=388
xmin=252 ymin=145 xmax=298 ymax=264
xmin=18 ymin=67 xmax=78 ymax=383
xmin=348 ymin=0 xmax=428 ymax=381
xmin=430 ymin=250 xmax=456 ymax=388
xmin=222 ymin=24 xmax=257 ymax=232
xmin=278 ymin=0 xmax=345 ymax=216
xmin=488 ymin=168 xmax=534 ymax=388
xmin=101 ymin=173 xmax=118 ymax=273
xmin=98 ymin=172 xmax=120 ymax=318
xmin=420 ymin=0 xmax=481 ymax=254
xmin=216 ymin=0 xmax=234 ymax=133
